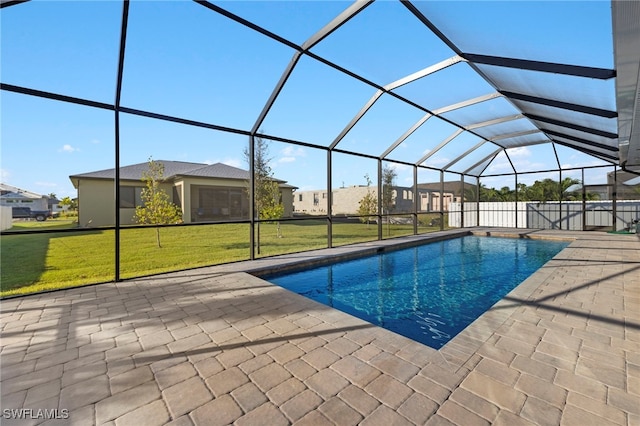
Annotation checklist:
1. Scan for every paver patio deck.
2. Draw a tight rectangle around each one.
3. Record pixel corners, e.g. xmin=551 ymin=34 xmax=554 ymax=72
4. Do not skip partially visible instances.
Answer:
xmin=1 ymin=229 xmax=639 ymax=425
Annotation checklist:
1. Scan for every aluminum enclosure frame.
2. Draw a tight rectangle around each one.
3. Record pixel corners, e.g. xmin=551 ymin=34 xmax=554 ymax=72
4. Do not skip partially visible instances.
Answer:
xmin=2 ymin=0 xmax=639 ymax=285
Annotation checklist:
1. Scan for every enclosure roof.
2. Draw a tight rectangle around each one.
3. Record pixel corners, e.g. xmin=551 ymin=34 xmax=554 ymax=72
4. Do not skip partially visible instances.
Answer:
xmin=2 ymin=0 xmax=640 ymax=178
xmin=613 ymin=0 xmax=640 ymax=173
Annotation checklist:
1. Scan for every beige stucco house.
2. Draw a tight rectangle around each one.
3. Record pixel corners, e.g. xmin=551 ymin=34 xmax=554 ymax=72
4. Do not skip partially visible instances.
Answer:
xmin=294 ymin=184 xmax=458 ymax=215
xmin=69 ymin=161 xmax=296 ymax=227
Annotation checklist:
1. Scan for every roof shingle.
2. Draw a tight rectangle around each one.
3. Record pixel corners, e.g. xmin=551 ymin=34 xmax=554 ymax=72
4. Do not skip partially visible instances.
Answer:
xmin=71 ymin=160 xmax=251 ymax=181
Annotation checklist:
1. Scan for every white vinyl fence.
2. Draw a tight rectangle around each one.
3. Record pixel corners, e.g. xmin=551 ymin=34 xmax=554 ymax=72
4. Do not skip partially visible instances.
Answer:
xmin=0 ymin=206 xmax=13 ymax=231
xmin=449 ymin=201 xmax=640 ymax=231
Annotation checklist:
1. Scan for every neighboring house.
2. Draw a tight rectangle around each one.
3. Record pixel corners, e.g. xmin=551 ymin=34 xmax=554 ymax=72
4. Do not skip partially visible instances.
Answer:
xmin=0 ymin=183 xmax=49 ymax=211
xmin=416 ymin=181 xmax=473 ymax=211
xmin=47 ymin=197 xmax=67 ymax=214
xmin=69 ymin=160 xmax=296 ymax=227
xmin=295 ymin=186 xmax=373 ymax=216
xmin=294 ymin=184 xmax=459 ymax=216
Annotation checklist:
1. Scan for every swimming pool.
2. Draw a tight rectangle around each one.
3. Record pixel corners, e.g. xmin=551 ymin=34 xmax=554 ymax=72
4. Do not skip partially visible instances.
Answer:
xmin=264 ymin=236 xmax=569 ymax=349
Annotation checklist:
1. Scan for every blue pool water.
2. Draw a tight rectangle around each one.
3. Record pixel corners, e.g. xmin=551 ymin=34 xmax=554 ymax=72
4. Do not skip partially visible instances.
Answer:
xmin=265 ymin=236 xmax=569 ymax=349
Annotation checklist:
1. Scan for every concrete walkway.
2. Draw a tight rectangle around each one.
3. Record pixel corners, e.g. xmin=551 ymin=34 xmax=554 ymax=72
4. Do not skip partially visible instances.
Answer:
xmin=1 ymin=229 xmax=639 ymax=425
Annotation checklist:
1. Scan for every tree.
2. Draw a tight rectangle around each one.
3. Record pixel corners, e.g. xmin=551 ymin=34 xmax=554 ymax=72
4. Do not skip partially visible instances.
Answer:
xmin=479 ymin=184 xmax=503 ymax=202
xmin=244 ymin=137 xmax=285 ymax=252
xmin=464 ymin=184 xmax=479 ymax=203
xmin=559 ymin=177 xmax=581 ymax=201
xmin=477 ymin=178 xmax=604 ymax=202
xmin=497 ymin=186 xmax=515 ymax=201
xmin=381 ymin=165 xmax=397 ymax=235
xmin=59 ymin=196 xmax=77 ymax=211
xmin=357 ymin=174 xmax=377 ymax=229
xmin=523 ymin=178 xmax=577 ymax=202
xmin=134 ymin=158 xmax=183 ymax=248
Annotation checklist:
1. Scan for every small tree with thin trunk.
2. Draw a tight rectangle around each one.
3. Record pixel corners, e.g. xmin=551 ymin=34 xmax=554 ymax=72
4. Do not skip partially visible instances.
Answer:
xmin=244 ymin=137 xmax=284 ymax=252
xmin=357 ymin=174 xmax=377 ymax=229
xmin=134 ymin=158 xmax=183 ymax=248
xmin=382 ymin=165 xmax=397 ymax=235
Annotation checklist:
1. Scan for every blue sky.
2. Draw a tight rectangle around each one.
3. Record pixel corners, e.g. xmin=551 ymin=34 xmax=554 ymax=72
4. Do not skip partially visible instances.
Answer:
xmin=1 ymin=0 xmax=616 ymax=199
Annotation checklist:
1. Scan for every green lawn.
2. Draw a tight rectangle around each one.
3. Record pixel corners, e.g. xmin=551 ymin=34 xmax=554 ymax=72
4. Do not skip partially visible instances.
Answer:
xmin=8 ymin=218 xmax=78 ymax=231
xmin=1 ymin=218 xmax=444 ymax=297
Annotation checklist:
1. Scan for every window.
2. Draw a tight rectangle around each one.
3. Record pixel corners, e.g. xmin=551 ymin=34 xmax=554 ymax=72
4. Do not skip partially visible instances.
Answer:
xmin=195 ymin=187 xmax=247 ymax=220
xmin=172 ymin=185 xmax=181 ymax=205
xmin=120 ymin=186 xmax=143 ymax=208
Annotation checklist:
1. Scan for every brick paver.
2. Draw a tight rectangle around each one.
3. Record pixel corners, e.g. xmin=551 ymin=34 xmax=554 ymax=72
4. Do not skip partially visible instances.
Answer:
xmin=1 ymin=230 xmax=638 ymax=424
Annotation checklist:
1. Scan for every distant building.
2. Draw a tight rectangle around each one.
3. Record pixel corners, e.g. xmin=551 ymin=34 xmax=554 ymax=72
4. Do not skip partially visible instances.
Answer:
xmin=294 ymin=183 xmax=461 ymax=215
xmin=0 ymin=183 xmax=49 ymax=211
xmin=69 ymin=160 xmax=296 ymax=227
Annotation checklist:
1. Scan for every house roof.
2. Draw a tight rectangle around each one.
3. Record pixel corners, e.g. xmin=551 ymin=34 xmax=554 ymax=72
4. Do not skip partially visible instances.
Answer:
xmin=417 ymin=181 xmax=474 ymax=193
xmin=180 ymin=163 xmax=250 ymax=180
xmin=0 ymin=183 xmax=43 ymax=199
xmin=69 ymin=160 xmax=291 ymax=186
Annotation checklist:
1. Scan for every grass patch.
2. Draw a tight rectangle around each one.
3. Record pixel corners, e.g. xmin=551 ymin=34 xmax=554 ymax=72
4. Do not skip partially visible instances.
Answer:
xmin=119 ymin=224 xmax=251 ymax=279
xmin=8 ymin=218 xmax=78 ymax=231
xmin=1 ymin=220 xmax=445 ymax=297
xmin=1 ymin=229 xmax=115 ymax=297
